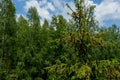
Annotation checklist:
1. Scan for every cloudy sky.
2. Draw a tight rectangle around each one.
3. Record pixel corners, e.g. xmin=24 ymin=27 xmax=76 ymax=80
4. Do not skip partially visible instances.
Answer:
xmin=12 ymin=0 xmax=120 ymax=26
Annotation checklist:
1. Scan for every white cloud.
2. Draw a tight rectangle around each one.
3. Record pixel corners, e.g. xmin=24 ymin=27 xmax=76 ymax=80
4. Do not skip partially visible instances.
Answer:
xmin=23 ymin=0 xmax=97 ymax=23
xmin=47 ymin=3 xmax=55 ymax=11
xmin=24 ymin=0 xmax=55 ymax=24
xmin=51 ymin=0 xmax=96 ymax=21
xmin=60 ymin=1 xmax=75 ymax=20
xmin=51 ymin=0 xmax=75 ymax=20
xmin=95 ymin=0 xmax=120 ymax=25
xmin=23 ymin=0 xmax=75 ymax=24
xmin=22 ymin=0 xmax=120 ymax=25
xmin=52 ymin=0 xmax=64 ymax=11
xmin=17 ymin=0 xmax=26 ymax=2
xmin=85 ymin=0 xmax=96 ymax=7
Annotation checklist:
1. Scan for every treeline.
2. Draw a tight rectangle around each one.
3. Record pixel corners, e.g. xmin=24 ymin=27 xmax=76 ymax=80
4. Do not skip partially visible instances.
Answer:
xmin=0 ymin=0 xmax=120 ymax=80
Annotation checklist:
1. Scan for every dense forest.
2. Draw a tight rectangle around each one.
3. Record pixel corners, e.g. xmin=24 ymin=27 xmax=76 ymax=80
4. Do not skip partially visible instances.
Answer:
xmin=0 ymin=0 xmax=120 ymax=80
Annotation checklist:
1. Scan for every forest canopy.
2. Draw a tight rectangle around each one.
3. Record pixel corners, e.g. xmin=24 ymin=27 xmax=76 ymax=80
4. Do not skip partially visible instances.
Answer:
xmin=0 ymin=0 xmax=120 ymax=80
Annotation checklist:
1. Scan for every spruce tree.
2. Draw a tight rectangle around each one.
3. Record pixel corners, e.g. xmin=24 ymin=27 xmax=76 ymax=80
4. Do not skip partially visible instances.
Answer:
xmin=0 ymin=0 xmax=17 ymax=79
xmin=27 ymin=7 xmax=40 ymax=28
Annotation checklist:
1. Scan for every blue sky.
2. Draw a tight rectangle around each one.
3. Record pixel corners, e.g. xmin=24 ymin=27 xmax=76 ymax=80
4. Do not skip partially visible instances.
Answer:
xmin=12 ymin=0 xmax=120 ymax=26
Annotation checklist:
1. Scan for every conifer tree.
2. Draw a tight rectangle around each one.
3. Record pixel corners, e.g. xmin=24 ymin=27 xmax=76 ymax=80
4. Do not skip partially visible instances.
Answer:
xmin=0 ymin=0 xmax=17 ymax=79
xmin=27 ymin=7 xmax=40 ymax=28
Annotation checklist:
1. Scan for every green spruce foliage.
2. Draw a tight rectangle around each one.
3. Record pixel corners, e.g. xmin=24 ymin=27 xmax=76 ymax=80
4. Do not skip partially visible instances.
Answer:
xmin=0 ymin=0 xmax=120 ymax=80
